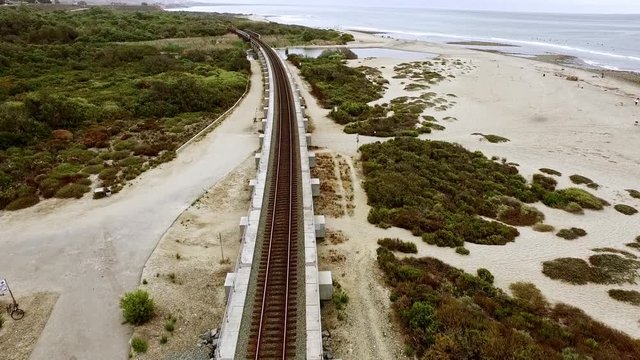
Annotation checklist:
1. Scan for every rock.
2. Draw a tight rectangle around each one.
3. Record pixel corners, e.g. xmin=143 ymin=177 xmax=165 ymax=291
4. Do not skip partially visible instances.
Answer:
xmin=322 ymin=330 xmax=331 ymax=338
xmin=323 ymin=351 xmax=334 ymax=360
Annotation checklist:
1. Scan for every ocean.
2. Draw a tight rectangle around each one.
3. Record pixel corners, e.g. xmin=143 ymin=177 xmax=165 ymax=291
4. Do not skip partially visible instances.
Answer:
xmin=168 ymin=4 xmax=640 ymax=72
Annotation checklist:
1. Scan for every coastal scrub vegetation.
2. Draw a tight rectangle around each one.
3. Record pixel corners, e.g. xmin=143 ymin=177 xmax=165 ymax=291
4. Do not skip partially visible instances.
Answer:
xmin=542 ymin=254 xmax=640 ymax=285
xmin=555 ymin=227 xmax=587 ymax=240
xmin=290 ymin=54 xmax=451 ymax=137
xmin=377 ymin=238 xmax=418 ymax=253
xmin=0 ymin=7 xmax=345 ymax=210
xmin=472 ymin=133 xmax=510 ymax=143
xmin=608 ymin=289 xmax=640 ymax=306
xmin=360 ymin=138 xmax=607 ymax=247
xmin=377 ymin=247 xmax=640 ymax=358
xmin=539 ymin=168 xmax=562 ymax=176
xmin=626 ymin=189 xmax=640 ymax=199
xmin=569 ymin=174 xmax=599 ymax=189
xmin=120 ymin=289 xmax=155 ymax=325
xmin=614 ymin=204 xmax=638 ymax=215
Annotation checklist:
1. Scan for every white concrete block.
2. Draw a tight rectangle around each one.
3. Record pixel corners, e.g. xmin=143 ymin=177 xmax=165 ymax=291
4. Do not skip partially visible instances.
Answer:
xmin=306 ymin=133 xmax=312 ymax=147
xmin=308 ymin=152 xmax=316 ymax=168
xmin=319 ymin=271 xmax=333 ymax=301
xmin=248 ymin=179 xmax=257 ymax=193
xmin=224 ymin=273 xmax=235 ymax=300
xmin=261 ymin=119 xmax=267 ymax=132
xmin=311 ymin=178 xmax=320 ymax=197
xmin=259 ymin=134 xmax=265 ymax=147
xmin=314 ymin=215 xmax=326 ymax=239
xmin=303 ymin=117 xmax=309 ymax=131
xmin=254 ymin=153 xmax=261 ymax=168
xmin=239 ymin=216 xmax=248 ymax=235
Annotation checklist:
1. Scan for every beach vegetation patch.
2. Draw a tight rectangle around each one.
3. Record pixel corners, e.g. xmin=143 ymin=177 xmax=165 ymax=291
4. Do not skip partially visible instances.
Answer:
xmin=495 ymin=196 xmax=545 ymax=226
xmin=614 ymin=204 xmax=638 ymax=215
xmin=120 ymin=289 xmax=155 ymax=325
xmin=542 ymin=187 xmax=608 ymax=211
xmin=377 ymin=247 xmax=640 ymax=358
xmin=377 ymin=238 xmax=418 ymax=253
xmin=543 ymin=254 xmax=640 ymax=285
xmin=569 ymin=174 xmax=599 ymax=189
xmin=532 ymin=173 xmax=557 ymax=192
xmin=556 ymin=227 xmax=587 ymax=240
xmin=626 ymin=189 xmax=640 ymax=199
xmin=608 ymin=289 xmax=640 ymax=306
xmin=592 ymin=248 xmax=637 ymax=259
xmin=539 ymin=168 xmax=562 ymax=176
xmin=455 ymin=246 xmax=470 ymax=255
xmin=472 ymin=133 xmax=510 ymax=143
xmin=533 ymin=223 xmax=555 ymax=232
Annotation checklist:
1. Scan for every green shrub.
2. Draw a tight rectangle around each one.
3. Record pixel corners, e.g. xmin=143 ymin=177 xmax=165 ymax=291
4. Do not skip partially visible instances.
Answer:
xmin=120 ymin=289 xmax=155 ymax=325
xmin=472 ymin=133 xmax=510 ymax=143
xmin=332 ymin=289 xmax=349 ymax=310
xmin=5 ymin=194 xmax=40 ymax=210
xmin=160 ymin=335 xmax=168 ymax=344
xmin=423 ymin=230 xmax=464 ymax=248
xmin=564 ymin=202 xmax=584 ymax=214
xmin=540 ymin=168 xmax=562 ymax=176
xmin=569 ymin=174 xmax=596 ymax=186
xmin=164 ymin=317 xmax=176 ymax=332
xmin=496 ymin=196 xmax=544 ymax=226
xmin=509 ymin=282 xmax=549 ymax=313
xmin=130 ymin=337 xmax=148 ymax=353
xmin=99 ymin=167 xmax=119 ymax=181
xmin=406 ymin=301 xmax=438 ymax=345
xmin=455 ymin=246 xmax=470 ymax=255
xmin=543 ymin=188 xmax=607 ymax=211
xmin=614 ymin=204 xmax=638 ymax=215
xmin=556 ymin=228 xmax=587 ymax=240
xmin=532 ymin=174 xmax=557 ymax=191
xmin=626 ymin=189 xmax=640 ymax=199
xmin=608 ymin=289 xmax=640 ymax=306
xmin=533 ymin=223 xmax=555 ymax=232
xmin=377 ymin=238 xmax=418 ymax=253
xmin=55 ymin=183 xmax=90 ymax=199
xmin=543 ymin=255 xmax=640 ymax=285
xmin=477 ymin=268 xmax=494 ymax=284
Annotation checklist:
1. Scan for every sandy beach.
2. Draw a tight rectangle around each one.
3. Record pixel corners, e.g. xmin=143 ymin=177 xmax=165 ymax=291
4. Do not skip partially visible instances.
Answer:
xmin=294 ymin=31 xmax=640 ymax=345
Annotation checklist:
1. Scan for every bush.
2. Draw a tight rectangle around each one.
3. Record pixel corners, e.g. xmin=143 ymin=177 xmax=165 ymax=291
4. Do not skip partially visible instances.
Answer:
xmin=5 ymin=194 xmax=40 ymax=210
xmin=532 ymin=174 xmax=557 ymax=191
xmin=99 ymin=167 xmax=119 ymax=181
xmin=569 ymin=174 xmax=596 ymax=186
xmin=614 ymin=204 xmax=638 ymax=215
xmin=626 ymin=189 xmax=640 ymax=199
xmin=608 ymin=289 xmax=640 ymax=306
xmin=164 ymin=317 xmax=176 ymax=332
xmin=477 ymin=268 xmax=494 ymax=284
xmin=543 ymin=188 xmax=607 ymax=211
xmin=496 ymin=196 xmax=544 ymax=226
xmin=540 ymin=168 xmax=561 ymax=176
xmin=509 ymin=282 xmax=549 ymax=313
xmin=455 ymin=246 xmax=470 ymax=255
xmin=120 ymin=289 xmax=155 ymax=325
xmin=131 ymin=337 xmax=148 ymax=353
xmin=332 ymin=289 xmax=349 ymax=310
xmin=377 ymin=238 xmax=418 ymax=253
xmin=543 ymin=255 xmax=640 ymax=285
xmin=406 ymin=301 xmax=438 ymax=345
xmin=55 ymin=183 xmax=89 ymax=199
xmin=160 ymin=335 xmax=168 ymax=344
xmin=556 ymin=228 xmax=587 ymax=240
xmin=533 ymin=223 xmax=555 ymax=232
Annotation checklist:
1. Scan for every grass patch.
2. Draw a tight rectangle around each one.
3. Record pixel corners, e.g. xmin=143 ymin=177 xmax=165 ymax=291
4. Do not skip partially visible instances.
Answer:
xmin=542 ymin=187 xmax=608 ymax=212
xmin=532 ymin=174 xmax=557 ymax=191
xmin=539 ymin=168 xmax=562 ymax=176
xmin=543 ymin=254 xmax=640 ymax=285
xmin=495 ymin=196 xmax=544 ymax=226
xmin=556 ymin=227 xmax=587 ymax=240
xmin=455 ymin=246 xmax=470 ymax=255
xmin=131 ymin=337 xmax=148 ymax=353
xmin=472 ymin=133 xmax=510 ymax=143
xmin=377 ymin=247 xmax=640 ymax=358
xmin=377 ymin=238 xmax=418 ymax=253
xmin=608 ymin=289 xmax=640 ymax=306
xmin=532 ymin=223 xmax=555 ymax=232
xmin=614 ymin=204 xmax=638 ymax=215
xmin=164 ymin=315 xmax=177 ymax=332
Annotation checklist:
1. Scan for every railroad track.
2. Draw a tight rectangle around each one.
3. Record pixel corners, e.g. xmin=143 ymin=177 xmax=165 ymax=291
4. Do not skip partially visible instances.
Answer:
xmin=237 ymin=30 xmax=301 ymax=360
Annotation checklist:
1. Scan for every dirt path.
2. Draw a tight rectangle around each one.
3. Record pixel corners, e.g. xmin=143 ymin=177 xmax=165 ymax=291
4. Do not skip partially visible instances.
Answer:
xmin=131 ymin=158 xmax=254 ymax=359
xmin=330 ymin=153 xmax=349 ymax=216
xmin=0 ymin=59 xmax=263 ymax=359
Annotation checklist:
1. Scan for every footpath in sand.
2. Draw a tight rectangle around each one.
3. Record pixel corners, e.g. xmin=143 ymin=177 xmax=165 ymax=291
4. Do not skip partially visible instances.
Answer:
xmin=291 ymin=31 xmax=640 ymax=356
xmin=0 ymin=59 xmax=262 ymax=359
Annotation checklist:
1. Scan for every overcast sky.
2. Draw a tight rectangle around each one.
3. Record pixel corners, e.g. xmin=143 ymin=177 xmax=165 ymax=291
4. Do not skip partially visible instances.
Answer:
xmin=208 ymin=1 xmax=640 ymax=14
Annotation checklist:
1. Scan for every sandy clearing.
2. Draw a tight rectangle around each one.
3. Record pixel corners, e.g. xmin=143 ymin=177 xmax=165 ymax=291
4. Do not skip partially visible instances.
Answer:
xmin=131 ymin=157 xmax=253 ymax=359
xmin=0 ymin=292 xmax=58 ymax=360
xmin=292 ymin=31 xmax=640 ymax=340
xmin=0 ymin=58 xmax=263 ymax=359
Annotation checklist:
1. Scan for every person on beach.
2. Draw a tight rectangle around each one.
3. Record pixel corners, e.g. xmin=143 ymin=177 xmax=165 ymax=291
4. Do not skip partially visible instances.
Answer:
xmin=635 ymin=97 xmax=639 ymax=106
